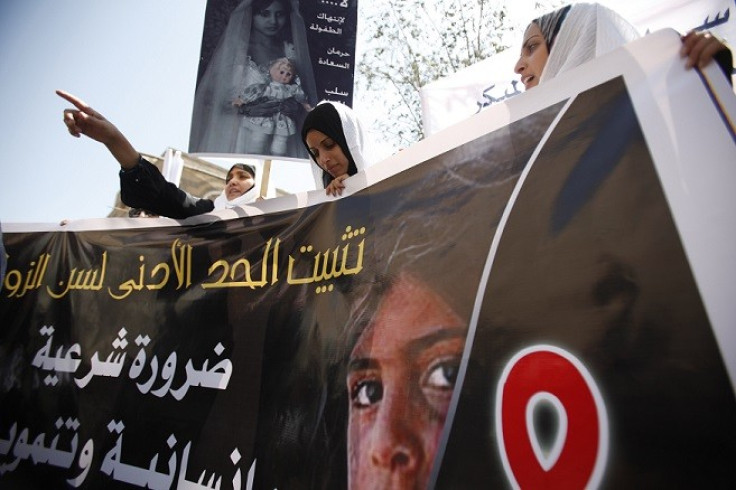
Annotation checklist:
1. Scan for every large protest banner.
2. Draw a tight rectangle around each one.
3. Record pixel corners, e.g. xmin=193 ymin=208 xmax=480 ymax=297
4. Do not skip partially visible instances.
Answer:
xmin=2 ymin=31 xmax=735 ymax=489
xmin=189 ymin=0 xmax=358 ymax=159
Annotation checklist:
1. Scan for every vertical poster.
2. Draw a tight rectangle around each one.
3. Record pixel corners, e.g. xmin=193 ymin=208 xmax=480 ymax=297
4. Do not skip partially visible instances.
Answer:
xmin=188 ymin=0 xmax=359 ymax=159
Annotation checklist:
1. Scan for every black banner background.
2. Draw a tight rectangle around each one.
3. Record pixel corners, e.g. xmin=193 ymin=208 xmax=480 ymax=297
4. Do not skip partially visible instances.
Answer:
xmin=3 ymin=74 xmax=736 ymax=489
xmin=437 ymin=78 xmax=736 ymax=488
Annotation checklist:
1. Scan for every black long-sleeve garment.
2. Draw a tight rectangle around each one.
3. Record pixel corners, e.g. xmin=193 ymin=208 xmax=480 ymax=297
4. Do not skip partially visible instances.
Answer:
xmin=119 ymin=156 xmax=215 ymax=219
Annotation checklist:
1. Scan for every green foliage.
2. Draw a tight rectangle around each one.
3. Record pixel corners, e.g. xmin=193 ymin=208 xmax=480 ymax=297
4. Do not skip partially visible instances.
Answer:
xmin=355 ymin=0 xmax=566 ymax=150
xmin=356 ymin=0 xmax=517 ymax=148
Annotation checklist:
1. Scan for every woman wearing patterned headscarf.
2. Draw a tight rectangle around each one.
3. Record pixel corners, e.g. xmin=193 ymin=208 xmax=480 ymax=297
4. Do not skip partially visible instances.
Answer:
xmin=514 ymin=2 xmax=732 ymax=91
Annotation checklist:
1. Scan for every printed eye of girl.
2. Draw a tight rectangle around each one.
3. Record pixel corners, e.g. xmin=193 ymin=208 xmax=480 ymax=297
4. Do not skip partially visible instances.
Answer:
xmin=424 ymin=358 xmax=459 ymax=390
xmin=350 ymin=379 xmax=383 ymax=408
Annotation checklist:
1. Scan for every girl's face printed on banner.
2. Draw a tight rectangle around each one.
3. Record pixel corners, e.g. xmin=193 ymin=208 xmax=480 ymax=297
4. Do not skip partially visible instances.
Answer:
xmin=515 ymin=22 xmax=550 ymax=90
xmin=252 ymin=0 xmax=288 ymax=38
xmin=346 ymin=273 xmax=466 ymax=489
xmin=305 ymin=129 xmax=350 ymax=179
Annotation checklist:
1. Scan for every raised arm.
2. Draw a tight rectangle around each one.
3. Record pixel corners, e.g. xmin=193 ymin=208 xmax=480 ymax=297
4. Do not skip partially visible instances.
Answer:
xmin=57 ymin=90 xmax=215 ymax=219
xmin=56 ymin=90 xmax=139 ymax=170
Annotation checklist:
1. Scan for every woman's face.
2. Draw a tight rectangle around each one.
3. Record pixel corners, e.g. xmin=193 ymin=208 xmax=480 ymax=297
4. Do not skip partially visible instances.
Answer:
xmin=224 ymin=167 xmax=255 ymax=200
xmin=252 ymin=1 xmax=288 ymax=38
xmin=346 ymin=274 xmax=466 ymax=489
xmin=514 ymin=22 xmax=549 ymax=90
xmin=305 ymin=129 xmax=350 ymax=179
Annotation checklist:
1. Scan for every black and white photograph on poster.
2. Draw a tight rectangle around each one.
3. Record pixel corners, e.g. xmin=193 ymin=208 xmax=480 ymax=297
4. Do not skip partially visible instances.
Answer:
xmin=188 ymin=0 xmax=358 ymax=159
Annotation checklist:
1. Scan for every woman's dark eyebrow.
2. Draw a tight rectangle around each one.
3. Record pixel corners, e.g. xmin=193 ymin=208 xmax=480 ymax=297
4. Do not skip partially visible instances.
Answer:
xmin=405 ymin=327 xmax=466 ymax=357
xmin=309 ymin=136 xmax=332 ymax=152
xmin=348 ymin=357 xmax=379 ymax=373
xmin=523 ymin=34 xmax=543 ymax=48
xmin=347 ymin=326 xmax=466 ymax=373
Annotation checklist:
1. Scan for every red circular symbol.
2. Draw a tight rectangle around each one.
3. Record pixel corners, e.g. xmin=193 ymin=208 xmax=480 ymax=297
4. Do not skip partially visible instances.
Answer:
xmin=496 ymin=345 xmax=609 ymax=489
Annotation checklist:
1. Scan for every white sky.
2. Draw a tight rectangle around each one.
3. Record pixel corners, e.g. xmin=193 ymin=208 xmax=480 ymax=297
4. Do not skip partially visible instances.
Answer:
xmin=0 ymin=0 xmax=717 ymax=224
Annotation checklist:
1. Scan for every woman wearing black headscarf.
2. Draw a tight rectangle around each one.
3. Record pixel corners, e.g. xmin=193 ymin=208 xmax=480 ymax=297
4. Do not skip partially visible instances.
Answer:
xmin=301 ymin=101 xmax=372 ymax=197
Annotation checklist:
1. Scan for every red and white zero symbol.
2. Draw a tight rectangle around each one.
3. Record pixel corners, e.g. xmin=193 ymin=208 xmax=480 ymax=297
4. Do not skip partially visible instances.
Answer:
xmin=495 ymin=345 xmax=609 ymax=489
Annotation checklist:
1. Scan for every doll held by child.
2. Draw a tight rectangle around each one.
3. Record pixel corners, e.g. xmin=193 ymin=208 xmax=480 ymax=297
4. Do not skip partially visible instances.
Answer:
xmin=234 ymin=57 xmax=312 ymax=156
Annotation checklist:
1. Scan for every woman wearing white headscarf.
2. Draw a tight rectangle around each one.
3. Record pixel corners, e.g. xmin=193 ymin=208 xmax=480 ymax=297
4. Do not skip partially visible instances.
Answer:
xmin=301 ymin=101 xmax=372 ymax=197
xmin=515 ymin=2 xmax=732 ymax=91
xmin=189 ymin=0 xmax=317 ymax=157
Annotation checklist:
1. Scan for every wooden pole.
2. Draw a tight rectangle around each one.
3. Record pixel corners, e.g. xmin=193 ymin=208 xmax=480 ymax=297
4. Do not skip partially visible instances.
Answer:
xmin=260 ymin=159 xmax=272 ymax=198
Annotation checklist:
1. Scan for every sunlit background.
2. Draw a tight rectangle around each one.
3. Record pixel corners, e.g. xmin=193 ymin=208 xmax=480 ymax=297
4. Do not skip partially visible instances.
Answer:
xmin=0 ymin=0 xmax=719 ymax=223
